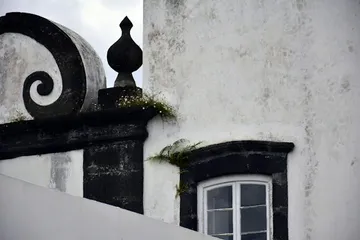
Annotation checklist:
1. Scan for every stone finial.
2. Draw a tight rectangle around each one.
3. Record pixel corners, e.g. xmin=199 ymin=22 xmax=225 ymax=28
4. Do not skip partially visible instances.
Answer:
xmin=107 ymin=16 xmax=142 ymax=88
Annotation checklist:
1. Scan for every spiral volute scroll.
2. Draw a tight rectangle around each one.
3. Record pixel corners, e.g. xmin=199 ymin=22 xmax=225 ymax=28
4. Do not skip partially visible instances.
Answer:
xmin=0 ymin=12 xmax=87 ymax=119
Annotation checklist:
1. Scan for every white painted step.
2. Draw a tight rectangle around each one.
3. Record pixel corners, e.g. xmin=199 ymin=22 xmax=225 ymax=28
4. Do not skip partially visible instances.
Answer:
xmin=0 ymin=174 xmax=217 ymax=240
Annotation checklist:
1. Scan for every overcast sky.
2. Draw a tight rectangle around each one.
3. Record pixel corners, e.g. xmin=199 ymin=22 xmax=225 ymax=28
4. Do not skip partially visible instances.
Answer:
xmin=0 ymin=0 xmax=143 ymax=87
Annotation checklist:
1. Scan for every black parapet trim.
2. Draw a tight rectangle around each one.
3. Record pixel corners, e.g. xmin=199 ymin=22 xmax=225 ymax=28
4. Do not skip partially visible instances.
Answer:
xmin=180 ymin=141 xmax=294 ymax=240
xmin=0 ymin=12 xmax=87 ymax=119
xmin=0 ymin=107 xmax=157 ymax=160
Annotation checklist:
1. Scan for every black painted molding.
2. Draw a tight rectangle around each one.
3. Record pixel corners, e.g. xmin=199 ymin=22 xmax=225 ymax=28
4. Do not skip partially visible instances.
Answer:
xmin=180 ymin=141 xmax=294 ymax=240
xmin=0 ymin=107 xmax=157 ymax=160
xmin=0 ymin=12 xmax=86 ymax=119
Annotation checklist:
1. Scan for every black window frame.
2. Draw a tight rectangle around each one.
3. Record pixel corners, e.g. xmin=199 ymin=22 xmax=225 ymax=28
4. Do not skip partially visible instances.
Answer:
xmin=179 ymin=140 xmax=294 ymax=240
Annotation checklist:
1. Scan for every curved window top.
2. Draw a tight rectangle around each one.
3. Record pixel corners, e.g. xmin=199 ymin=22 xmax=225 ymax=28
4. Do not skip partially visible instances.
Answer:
xmin=198 ymin=175 xmax=272 ymax=189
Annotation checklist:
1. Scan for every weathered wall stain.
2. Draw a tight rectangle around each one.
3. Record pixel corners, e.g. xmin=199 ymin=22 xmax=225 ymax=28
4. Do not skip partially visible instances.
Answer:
xmin=146 ymin=0 xmax=187 ymax=111
xmin=301 ymin=67 xmax=318 ymax=240
xmin=207 ymin=8 xmax=217 ymax=21
xmin=49 ymin=153 xmax=71 ymax=192
xmin=166 ymin=0 xmax=185 ymax=9
xmin=351 ymin=158 xmax=357 ymax=166
xmin=296 ymin=0 xmax=307 ymax=11
xmin=340 ymin=76 xmax=351 ymax=93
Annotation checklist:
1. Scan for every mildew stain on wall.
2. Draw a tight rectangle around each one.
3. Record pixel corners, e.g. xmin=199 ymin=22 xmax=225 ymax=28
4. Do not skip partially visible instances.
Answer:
xmin=49 ymin=153 xmax=71 ymax=192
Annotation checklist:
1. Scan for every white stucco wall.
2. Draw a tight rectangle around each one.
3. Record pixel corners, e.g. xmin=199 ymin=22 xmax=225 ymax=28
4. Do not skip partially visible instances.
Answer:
xmin=0 ymin=174 xmax=217 ymax=240
xmin=0 ymin=150 xmax=83 ymax=197
xmin=143 ymin=0 xmax=360 ymax=239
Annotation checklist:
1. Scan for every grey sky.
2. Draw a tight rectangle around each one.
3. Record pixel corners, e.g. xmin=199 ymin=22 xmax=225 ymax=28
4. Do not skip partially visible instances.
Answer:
xmin=0 ymin=0 xmax=143 ymax=87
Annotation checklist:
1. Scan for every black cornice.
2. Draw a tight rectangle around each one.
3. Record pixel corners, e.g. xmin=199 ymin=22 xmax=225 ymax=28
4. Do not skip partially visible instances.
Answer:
xmin=189 ymin=140 xmax=295 ymax=159
xmin=0 ymin=107 xmax=157 ymax=160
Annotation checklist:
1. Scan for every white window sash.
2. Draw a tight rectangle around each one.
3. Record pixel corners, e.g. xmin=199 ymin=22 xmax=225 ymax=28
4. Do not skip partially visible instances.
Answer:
xmin=197 ymin=175 xmax=273 ymax=240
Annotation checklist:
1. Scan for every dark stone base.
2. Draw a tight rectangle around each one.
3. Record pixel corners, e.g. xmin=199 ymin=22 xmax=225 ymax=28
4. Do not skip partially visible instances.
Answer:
xmin=98 ymin=86 xmax=142 ymax=109
xmin=83 ymin=140 xmax=144 ymax=214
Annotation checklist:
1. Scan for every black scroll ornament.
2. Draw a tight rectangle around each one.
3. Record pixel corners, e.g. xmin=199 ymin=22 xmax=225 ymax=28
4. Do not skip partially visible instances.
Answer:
xmin=0 ymin=12 xmax=86 ymax=119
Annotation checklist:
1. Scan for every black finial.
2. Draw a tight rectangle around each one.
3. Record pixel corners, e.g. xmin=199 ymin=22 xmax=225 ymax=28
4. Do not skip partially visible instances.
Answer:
xmin=119 ymin=16 xmax=133 ymax=34
xmin=107 ymin=16 xmax=142 ymax=87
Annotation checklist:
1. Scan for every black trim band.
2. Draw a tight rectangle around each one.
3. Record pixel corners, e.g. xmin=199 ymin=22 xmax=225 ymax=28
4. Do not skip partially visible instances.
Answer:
xmin=0 ymin=107 xmax=157 ymax=160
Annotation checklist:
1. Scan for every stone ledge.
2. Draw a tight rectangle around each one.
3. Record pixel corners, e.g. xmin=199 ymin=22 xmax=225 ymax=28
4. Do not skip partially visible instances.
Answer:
xmin=0 ymin=107 xmax=157 ymax=160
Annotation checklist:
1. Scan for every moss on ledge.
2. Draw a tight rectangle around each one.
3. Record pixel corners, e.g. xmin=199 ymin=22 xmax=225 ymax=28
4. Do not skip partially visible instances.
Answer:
xmin=117 ymin=93 xmax=177 ymax=121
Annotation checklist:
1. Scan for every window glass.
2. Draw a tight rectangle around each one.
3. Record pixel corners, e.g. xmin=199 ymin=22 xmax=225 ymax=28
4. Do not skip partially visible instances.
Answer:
xmin=241 ymin=232 xmax=267 ymax=240
xmin=207 ymin=210 xmax=233 ymax=235
xmin=213 ymin=235 xmax=233 ymax=240
xmin=240 ymin=206 xmax=267 ymax=233
xmin=241 ymin=184 xmax=266 ymax=206
xmin=207 ymin=186 xmax=232 ymax=210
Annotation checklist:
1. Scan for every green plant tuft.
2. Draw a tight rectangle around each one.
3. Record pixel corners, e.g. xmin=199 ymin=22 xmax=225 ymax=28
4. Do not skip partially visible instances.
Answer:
xmin=117 ymin=93 xmax=177 ymax=121
xmin=148 ymin=139 xmax=202 ymax=168
xmin=175 ymin=181 xmax=189 ymax=198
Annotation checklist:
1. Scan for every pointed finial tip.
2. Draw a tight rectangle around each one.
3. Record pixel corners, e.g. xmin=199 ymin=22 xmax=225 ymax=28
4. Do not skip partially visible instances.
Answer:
xmin=120 ymin=16 xmax=133 ymax=30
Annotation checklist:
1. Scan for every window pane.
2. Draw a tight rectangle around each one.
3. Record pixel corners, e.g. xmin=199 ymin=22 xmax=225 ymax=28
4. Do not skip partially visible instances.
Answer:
xmin=241 ymin=184 xmax=266 ymax=206
xmin=241 ymin=206 xmax=267 ymax=233
xmin=207 ymin=186 xmax=232 ymax=210
xmin=213 ymin=235 xmax=233 ymax=240
xmin=241 ymin=232 xmax=267 ymax=240
xmin=207 ymin=210 xmax=233 ymax=234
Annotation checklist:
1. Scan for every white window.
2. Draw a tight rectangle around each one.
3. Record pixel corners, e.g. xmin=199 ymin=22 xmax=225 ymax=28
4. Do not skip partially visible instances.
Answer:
xmin=197 ymin=175 xmax=272 ymax=240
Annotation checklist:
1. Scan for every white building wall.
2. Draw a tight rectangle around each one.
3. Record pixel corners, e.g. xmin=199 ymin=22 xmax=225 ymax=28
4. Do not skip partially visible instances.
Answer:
xmin=143 ymin=0 xmax=360 ymax=239
xmin=0 ymin=174 xmax=216 ymax=240
xmin=0 ymin=150 xmax=83 ymax=197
